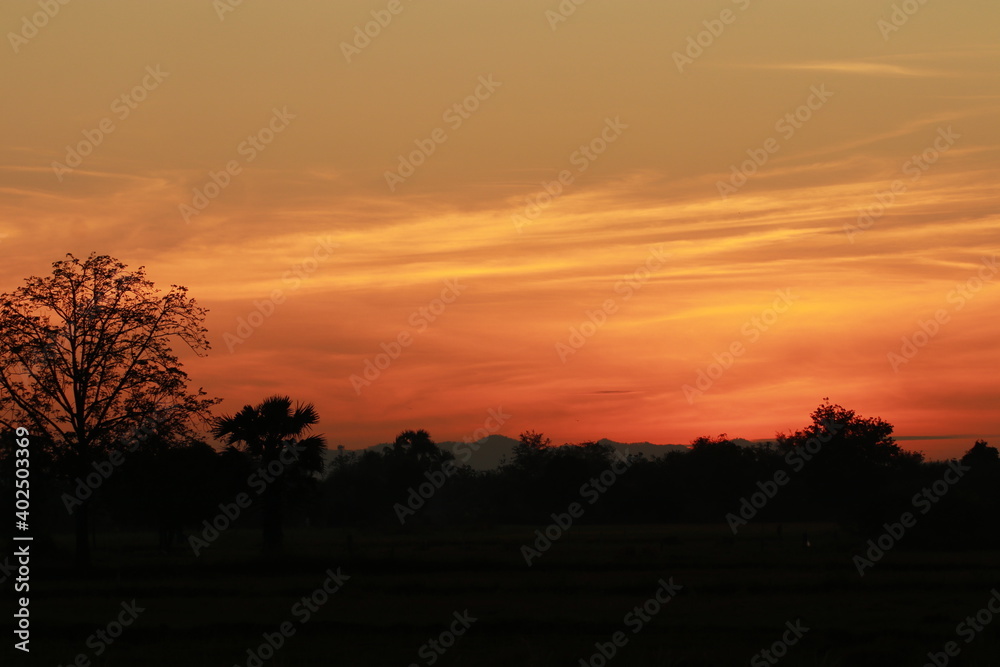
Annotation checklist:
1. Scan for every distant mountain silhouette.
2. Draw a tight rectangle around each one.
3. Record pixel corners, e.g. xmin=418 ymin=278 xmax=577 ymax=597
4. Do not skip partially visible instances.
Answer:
xmin=356 ymin=434 xmax=520 ymax=470
xmin=329 ymin=435 xmax=694 ymax=470
xmin=440 ymin=434 xmax=520 ymax=469
xmin=595 ymin=438 xmax=690 ymax=461
xmin=732 ymin=437 xmax=779 ymax=449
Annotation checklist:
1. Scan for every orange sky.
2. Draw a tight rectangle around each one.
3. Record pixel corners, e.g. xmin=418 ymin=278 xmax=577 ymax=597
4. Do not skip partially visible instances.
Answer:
xmin=2 ymin=1 xmax=998 ymax=459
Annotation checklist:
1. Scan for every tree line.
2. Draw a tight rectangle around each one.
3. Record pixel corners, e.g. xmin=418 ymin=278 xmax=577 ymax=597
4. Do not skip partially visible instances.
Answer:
xmin=4 ymin=399 xmax=998 ymax=563
xmin=2 ymin=254 xmax=997 ymax=568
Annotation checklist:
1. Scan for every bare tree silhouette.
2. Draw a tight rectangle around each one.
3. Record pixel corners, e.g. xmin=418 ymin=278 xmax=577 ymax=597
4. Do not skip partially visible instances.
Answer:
xmin=0 ymin=253 xmax=216 ymax=567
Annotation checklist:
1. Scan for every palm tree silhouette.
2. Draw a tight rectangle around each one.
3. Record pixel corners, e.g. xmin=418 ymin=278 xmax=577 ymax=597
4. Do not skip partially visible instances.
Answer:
xmin=212 ymin=395 xmax=326 ymax=556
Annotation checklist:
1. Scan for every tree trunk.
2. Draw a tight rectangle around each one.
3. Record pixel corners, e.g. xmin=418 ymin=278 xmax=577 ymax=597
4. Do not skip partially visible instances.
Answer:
xmin=262 ymin=484 xmax=283 ymax=558
xmin=75 ymin=499 xmax=91 ymax=569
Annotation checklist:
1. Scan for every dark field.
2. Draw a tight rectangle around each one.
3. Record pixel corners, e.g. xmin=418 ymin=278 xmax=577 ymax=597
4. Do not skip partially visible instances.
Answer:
xmin=24 ymin=523 xmax=1000 ymax=666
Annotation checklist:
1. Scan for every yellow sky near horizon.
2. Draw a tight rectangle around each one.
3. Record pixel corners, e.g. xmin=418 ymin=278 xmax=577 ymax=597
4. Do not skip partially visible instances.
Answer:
xmin=1 ymin=0 xmax=998 ymax=458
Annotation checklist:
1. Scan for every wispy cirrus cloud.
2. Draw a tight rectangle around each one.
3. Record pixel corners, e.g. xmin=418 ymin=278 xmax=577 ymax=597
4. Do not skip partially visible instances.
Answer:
xmin=733 ymin=60 xmax=951 ymax=78
xmin=1 ymin=0 xmax=997 ymax=456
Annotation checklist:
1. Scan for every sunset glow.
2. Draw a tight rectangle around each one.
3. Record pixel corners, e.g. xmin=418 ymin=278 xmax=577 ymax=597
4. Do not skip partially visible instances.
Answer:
xmin=2 ymin=0 xmax=998 ymax=457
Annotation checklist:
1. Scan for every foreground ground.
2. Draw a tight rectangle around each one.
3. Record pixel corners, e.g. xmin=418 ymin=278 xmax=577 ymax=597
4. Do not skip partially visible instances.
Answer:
xmin=14 ymin=523 xmax=1000 ymax=666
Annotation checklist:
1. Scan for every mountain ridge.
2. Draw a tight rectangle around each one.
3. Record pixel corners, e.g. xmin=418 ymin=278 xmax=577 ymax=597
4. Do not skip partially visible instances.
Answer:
xmin=332 ymin=435 xmax=695 ymax=470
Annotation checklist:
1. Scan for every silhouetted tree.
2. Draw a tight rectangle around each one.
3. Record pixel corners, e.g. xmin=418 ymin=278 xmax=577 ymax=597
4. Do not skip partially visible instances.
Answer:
xmin=778 ymin=401 xmax=920 ymax=469
xmin=684 ymin=434 xmax=763 ymax=520
xmin=507 ymin=430 xmax=551 ymax=470
xmin=962 ymin=440 xmax=999 ymax=467
xmin=0 ymin=253 xmax=217 ymax=567
xmin=389 ymin=429 xmax=451 ymax=467
xmin=936 ymin=440 xmax=1000 ymax=546
xmin=101 ymin=436 xmax=223 ymax=550
xmin=212 ymin=395 xmax=326 ymax=556
xmin=777 ymin=400 xmax=922 ymax=528
xmin=689 ymin=434 xmax=738 ymax=456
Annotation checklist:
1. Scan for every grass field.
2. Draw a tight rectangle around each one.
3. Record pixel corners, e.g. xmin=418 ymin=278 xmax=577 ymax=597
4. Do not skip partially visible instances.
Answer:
xmin=21 ymin=523 xmax=1000 ymax=666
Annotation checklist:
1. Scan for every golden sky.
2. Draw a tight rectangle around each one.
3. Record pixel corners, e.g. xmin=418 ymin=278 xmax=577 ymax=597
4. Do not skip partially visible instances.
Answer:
xmin=2 ymin=0 xmax=998 ymax=457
